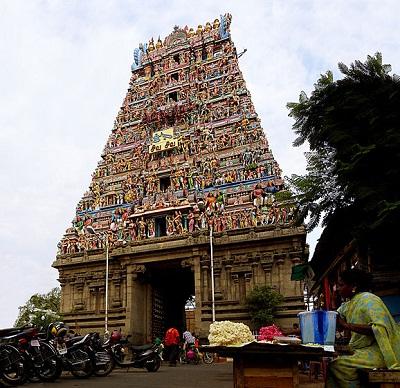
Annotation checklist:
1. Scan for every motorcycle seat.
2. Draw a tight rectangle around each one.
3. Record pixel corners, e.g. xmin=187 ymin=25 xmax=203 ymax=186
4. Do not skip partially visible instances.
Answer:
xmin=131 ymin=343 xmax=154 ymax=352
xmin=0 ymin=327 xmax=34 ymax=341
xmin=66 ymin=335 xmax=85 ymax=345
xmin=0 ymin=327 xmax=23 ymax=337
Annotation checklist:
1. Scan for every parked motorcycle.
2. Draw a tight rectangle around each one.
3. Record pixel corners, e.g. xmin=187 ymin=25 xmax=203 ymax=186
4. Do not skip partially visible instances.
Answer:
xmin=109 ymin=330 xmax=161 ymax=372
xmin=46 ymin=322 xmax=95 ymax=379
xmin=0 ymin=341 xmax=25 ymax=386
xmin=0 ymin=325 xmax=58 ymax=383
xmin=88 ymin=332 xmax=115 ymax=377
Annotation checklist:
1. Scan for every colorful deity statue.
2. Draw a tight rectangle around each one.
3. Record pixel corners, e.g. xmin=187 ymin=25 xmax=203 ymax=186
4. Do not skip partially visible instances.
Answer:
xmin=166 ymin=215 xmax=175 ymax=236
xmin=252 ymin=183 xmax=264 ymax=208
xmin=188 ymin=210 xmax=195 ymax=233
xmin=147 ymin=218 xmax=156 ymax=238
xmin=173 ymin=211 xmax=183 ymax=234
xmin=138 ymin=217 xmax=146 ymax=239
xmin=129 ymin=221 xmax=138 ymax=241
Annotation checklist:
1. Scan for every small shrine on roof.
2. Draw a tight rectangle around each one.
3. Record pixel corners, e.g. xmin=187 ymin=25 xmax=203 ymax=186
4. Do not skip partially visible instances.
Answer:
xmin=53 ymin=14 xmax=307 ymax=343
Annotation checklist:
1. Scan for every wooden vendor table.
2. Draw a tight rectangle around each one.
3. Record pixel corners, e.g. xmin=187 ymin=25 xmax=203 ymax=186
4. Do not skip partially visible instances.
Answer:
xmin=200 ymin=342 xmax=334 ymax=388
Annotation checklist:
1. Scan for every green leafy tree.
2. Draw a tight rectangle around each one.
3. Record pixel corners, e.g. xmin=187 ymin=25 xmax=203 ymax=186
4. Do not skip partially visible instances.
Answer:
xmin=287 ymin=52 xmax=400 ymax=263
xmin=246 ymin=286 xmax=284 ymax=330
xmin=286 ymin=147 xmax=347 ymax=231
xmin=15 ymin=288 xmax=62 ymax=328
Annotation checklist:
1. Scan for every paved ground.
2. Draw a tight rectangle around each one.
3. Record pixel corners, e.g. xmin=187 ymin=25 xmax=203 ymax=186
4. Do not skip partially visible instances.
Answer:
xmin=35 ymin=362 xmax=233 ymax=388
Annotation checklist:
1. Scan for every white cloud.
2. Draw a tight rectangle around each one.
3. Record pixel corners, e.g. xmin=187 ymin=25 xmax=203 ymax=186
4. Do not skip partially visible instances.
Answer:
xmin=0 ymin=0 xmax=399 ymax=327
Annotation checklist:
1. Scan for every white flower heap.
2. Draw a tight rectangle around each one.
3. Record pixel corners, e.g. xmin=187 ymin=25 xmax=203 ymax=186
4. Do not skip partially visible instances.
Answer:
xmin=208 ymin=321 xmax=254 ymax=346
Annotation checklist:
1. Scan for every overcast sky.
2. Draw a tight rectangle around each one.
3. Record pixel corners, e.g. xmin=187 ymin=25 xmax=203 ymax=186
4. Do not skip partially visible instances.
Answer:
xmin=0 ymin=0 xmax=398 ymax=328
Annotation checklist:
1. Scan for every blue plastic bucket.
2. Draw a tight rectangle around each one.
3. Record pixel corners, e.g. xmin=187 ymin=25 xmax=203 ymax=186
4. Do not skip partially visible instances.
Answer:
xmin=298 ymin=310 xmax=337 ymax=345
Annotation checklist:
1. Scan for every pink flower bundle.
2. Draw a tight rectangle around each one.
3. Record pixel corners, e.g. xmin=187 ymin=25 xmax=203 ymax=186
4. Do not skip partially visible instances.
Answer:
xmin=258 ymin=324 xmax=283 ymax=341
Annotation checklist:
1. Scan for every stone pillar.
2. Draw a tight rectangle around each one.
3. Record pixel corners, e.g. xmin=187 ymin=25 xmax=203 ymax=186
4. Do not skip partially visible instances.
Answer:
xmin=225 ymin=264 xmax=233 ymax=300
xmin=251 ymin=261 xmax=259 ymax=289
xmin=261 ymin=254 xmax=273 ymax=286
xmin=275 ymin=256 xmax=285 ymax=294
xmin=244 ymin=272 xmax=253 ymax=299
xmin=214 ymin=267 xmax=223 ymax=300
xmin=280 ymin=253 xmax=293 ymax=296
xmin=112 ymin=279 xmax=122 ymax=308
xmin=58 ymin=277 xmax=68 ymax=314
xmin=232 ymin=274 xmax=239 ymax=301
xmin=98 ymin=286 xmax=105 ymax=311
xmin=73 ymin=280 xmax=85 ymax=311
xmin=239 ymin=274 xmax=246 ymax=304
xmin=82 ymin=278 xmax=90 ymax=311
xmin=125 ymin=264 xmax=146 ymax=342
xmin=201 ymin=264 xmax=209 ymax=301
xmin=88 ymin=285 xmax=97 ymax=312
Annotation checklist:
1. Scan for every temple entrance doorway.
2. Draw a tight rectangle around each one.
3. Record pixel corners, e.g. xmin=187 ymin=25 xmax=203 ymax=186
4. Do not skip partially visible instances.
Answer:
xmin=147 ymin=261 xmax=195 ymax=339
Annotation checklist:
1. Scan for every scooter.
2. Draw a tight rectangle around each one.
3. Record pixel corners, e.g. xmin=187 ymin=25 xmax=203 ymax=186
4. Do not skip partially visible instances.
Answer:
xmin=108 ymin=330 xmax=161 ymax=372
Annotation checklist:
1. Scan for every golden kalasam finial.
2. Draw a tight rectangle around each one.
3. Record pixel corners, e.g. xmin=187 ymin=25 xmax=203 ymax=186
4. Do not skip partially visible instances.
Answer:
xmin=213 ymin=18 xmax=220 ymax=29
xmin=187 ymin=27 xmax=195 ymax=37
xmin=204 ymin=22 xmax=212 ymax=32
xmin=148 ymin=37 xmax=155 ymax=51
xmin=156 ymin=36 xmax=162 ymax=49
xmin=196 ymin=24 xmax=203 ymax=35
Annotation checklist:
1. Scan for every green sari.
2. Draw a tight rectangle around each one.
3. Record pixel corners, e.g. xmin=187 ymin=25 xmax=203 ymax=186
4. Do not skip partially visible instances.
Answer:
xmin=326 ymin=292 xmax=400 ymax=387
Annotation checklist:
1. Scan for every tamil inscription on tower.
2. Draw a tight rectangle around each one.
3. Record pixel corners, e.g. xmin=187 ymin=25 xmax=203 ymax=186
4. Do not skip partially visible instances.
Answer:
xmin=53 ymin=14 xmax=307 ymax=343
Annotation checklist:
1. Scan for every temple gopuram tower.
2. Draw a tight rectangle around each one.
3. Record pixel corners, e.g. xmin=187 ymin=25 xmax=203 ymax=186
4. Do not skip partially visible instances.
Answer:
xmin=53 ymin=14 xmax=307 ymax=343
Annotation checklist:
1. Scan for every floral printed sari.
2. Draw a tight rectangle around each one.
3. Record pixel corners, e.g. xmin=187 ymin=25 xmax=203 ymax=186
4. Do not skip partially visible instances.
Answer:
xmin=326 ymin=292 xmax=400 ymax=387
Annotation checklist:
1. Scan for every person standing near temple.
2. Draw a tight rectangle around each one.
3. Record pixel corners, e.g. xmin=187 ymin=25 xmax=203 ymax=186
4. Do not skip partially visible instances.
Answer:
xmin=182 ymin=329 xmax=195 ymax=350
xmin=164 ymin=326 xmax=180 ymax=366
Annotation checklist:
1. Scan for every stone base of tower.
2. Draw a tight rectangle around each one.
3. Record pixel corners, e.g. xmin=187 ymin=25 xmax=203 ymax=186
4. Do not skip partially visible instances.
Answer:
xmin=54 ymin=225 xmax=307 ymax=343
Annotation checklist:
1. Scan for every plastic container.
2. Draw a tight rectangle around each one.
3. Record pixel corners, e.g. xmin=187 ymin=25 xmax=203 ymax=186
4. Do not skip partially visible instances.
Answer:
xmin=298 ymin=310 xmax=337 ymax=345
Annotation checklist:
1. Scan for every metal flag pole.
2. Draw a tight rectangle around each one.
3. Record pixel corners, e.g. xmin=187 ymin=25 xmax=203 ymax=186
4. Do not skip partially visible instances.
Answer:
xmin=210 ymin=225 xmax=216 ymax=322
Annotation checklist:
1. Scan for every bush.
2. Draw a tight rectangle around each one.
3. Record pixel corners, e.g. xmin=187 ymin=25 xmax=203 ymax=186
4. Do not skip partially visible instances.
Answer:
xmin=245 ymin=286 xmax=284 ymax=330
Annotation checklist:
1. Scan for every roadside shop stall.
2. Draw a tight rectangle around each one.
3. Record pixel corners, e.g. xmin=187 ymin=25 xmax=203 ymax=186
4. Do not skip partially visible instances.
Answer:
xmin=201 ymin=341 xmax=334 ymax=388
xmin=200 ymin=317 xmax=336 ymax=388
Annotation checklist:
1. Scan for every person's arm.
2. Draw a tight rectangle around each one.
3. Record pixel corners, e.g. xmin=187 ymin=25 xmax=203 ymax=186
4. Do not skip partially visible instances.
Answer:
xmin=282 ymin=327 xmax=301 ymax=336
xmin=337 ymin=315 xmax=373 ymax=336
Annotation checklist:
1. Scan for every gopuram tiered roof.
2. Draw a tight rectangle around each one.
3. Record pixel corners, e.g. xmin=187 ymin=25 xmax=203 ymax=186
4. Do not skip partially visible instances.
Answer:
xmin=53 ymin=14 xmax=307 ymax=340
xmin=59 ymin=16 xmax=289 ymax=252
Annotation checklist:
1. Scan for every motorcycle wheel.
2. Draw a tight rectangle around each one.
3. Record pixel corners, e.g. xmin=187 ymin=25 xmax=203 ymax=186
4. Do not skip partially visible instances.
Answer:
xmin=70 ymin=349 xmax=95 ymax=379
xmin=53 ymin=357 xmax=63 ymax=380
xmin=202 ymin=352 xmax=214 ymax=364
xmin=145 ymin=355 xmax=161 ymax=372
xmin=36 ymin=341 xmax=59 ymax=382
xmin=27 ymin=372 xmax=41 ymax=383
xmin=94 ymin=350 xmax=115 ymax=377
xmin=0 ymin=345 xmax=25 ymax=386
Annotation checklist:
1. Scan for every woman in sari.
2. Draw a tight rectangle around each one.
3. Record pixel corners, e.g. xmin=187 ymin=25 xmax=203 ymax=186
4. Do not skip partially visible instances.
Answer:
xmin=326 ymin=269 xmax=400 ymax=387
